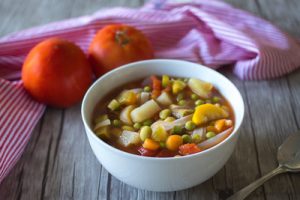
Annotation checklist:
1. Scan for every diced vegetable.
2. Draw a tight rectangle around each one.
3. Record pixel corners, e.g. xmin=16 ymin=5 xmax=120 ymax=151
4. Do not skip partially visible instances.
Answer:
xmin=108 ymin=99 xmax=120 ymax=111
xmin=215 ymin=119 xmax=226 ymax=132
xmin=112 ymin=119 xmax=121 ymax=127
xmin=140 ymin=126 xmax=152 ymax=141
xmin=118 ymin=130 xmax=141 ymax=147
xmin=206 ymin=125 xmax=217 ymax=133
xmin=192 ymin=134 xmax=201 ymax=143
xmin=164 ymin=117 xmax=176 ymax=122
xmin=206 ymin=131 xmax=216 ymax=139
xmin=198 ymin=127 xmax=233 ymax=150
xmin=192 ymin=104 xmax=229 ymax=125
xmin=133 ymin=122 xmax=142 ymax=130
xmin=188 ymin=78 xmax=213 ymax=98
xmin=94 ymin=119 xmax=111 ymax=131
xmin=130 ymin=99 xmax=161 ymax=123
xmin=140 ymin=92 xmax=150 ymax=104
xmin=94 ymin=114 xmax=108 ymax=124
xmin=120 ymin=105 xmax=135 ymax=125
xmin=143 ymin=119 xmax=153 ymax=126
xmin=195 ymin=99 xmax=204 ymax=106
xmin=159 ymin=109 xmax=171 ymax=120
xmin=156 ymin=92 xmax=173 ymax=106
xmin=118 ymin=90 xmax=137 ymax=105
xmin=143 ymin=138 xmax=160 ymax=151
xmin=166 ymin=135 xmax=183 ymax=151
xmin=190 ymin=94 xmax=199 ymax=100
xmin=178 ymin=100 xmax=186 ymax=106
xmin=151 ymin=76 xmax=162 ymax=98
xmin=152 ymin=125 xmax=168 ymax=142
xmin=182 ymin=134 xmax=192 ymax=143
xmin=172 ymin=80 xmax=186 ymax=94
xmin=122 ymin=125 xmax=135 ymax=131
xmin=225 ymin=119 xmax=233 ymax=127
xmin=179 ymin=143 xmax=201 ymax=155
xmin=143 ymin=86 xmax=151 ymax=92
xmin=170 ymin=125 xmax=184 ymax=135
xmin=212 ymin=96 xmax=220 ymax=103
xmin=95 ymin=126 xmax=110 ymax=140
xmin=185 ymin=121 xmax=196 ymax=131
xmin=130 ymin=88 xmax=143 ymax=94
xmin=162 ymin=75 xmax=170 ymax=88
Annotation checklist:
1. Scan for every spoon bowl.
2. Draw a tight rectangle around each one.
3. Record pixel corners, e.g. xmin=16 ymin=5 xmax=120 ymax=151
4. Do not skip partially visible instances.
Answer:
xmin=228 ymin=131 xmax=300 ymax=200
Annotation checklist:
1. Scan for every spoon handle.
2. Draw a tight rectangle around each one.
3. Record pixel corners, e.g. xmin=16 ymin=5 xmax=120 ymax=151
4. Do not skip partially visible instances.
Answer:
xmin=227 ymin=166 xmax=287 ymax=200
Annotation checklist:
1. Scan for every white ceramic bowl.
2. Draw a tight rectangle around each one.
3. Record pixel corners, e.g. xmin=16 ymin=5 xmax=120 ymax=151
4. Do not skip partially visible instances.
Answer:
xmin=81 ymin=59 xmax=244 ymax=192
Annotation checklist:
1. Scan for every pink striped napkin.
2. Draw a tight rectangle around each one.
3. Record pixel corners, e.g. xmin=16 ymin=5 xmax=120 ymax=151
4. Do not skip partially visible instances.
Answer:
xmin=1 ymin=0 xmax=300 ymax=183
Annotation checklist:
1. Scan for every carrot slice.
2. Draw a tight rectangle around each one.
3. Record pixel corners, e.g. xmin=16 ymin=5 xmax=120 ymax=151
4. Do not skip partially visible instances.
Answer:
xmin=151 ymin=76 xmax=162 ymax=98
xmin=198 ymin=127 xmax=233 ymax=150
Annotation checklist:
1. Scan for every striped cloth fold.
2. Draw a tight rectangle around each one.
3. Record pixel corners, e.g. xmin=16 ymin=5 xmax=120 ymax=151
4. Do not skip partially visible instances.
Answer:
xmin=1 ymin=0 xmax=300 ymax=183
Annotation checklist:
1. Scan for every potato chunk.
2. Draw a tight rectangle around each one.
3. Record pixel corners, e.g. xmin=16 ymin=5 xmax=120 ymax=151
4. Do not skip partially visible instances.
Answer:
xmin=130 ymin=100 xmax=161 ymax=123
xmin=188 ymin=78 xmax=213 ymax=98
xmin=118 ymin=130 xmax=141 ymax=147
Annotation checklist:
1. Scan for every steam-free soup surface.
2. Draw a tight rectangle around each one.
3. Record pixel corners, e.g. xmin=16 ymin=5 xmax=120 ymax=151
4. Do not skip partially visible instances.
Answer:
xmin=93 ymin=75 xmax=234 ymax=157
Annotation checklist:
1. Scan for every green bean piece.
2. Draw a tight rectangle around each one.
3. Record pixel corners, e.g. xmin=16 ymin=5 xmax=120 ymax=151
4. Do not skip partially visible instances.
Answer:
xmin=112 ymin=119 xmax=121 ymax=127
xmin=190 ymin=94 xmax=199 ymax=100
xmin=176 ymin=93 xmax=184 ymax=102
xmin=133 ymin=122 xmax=142 ymax=130
xmin=140 ymin=126 xmax=152 ymax=141
xmin=206 ymin=131 xmax=216 ymax=139
xmin=182 ymin=134 xmax=192 ymax=143
xmin=108 ymin=99 xmax=120 ymax=111
xmin=195 ymin=99 xmax=204 ymax=106
xmin=185 ymin=121 xmax=196 ymax=131
xmin=178 ymin=100 xmax=186 ymax=106
xmin=212 ymin=96 xmax=220 ymax=103
xmin=143 ymin=86 xmax=151 ymax=92
xmin=159 ymin=109 xmax=171 ymax=120
xmin=143 ymin=119 xmax=153 ymax=126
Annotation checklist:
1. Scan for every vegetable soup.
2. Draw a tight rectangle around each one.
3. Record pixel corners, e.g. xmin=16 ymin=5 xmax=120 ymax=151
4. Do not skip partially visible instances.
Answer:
xmin=93 ymin=75 xmax=234 ymax=157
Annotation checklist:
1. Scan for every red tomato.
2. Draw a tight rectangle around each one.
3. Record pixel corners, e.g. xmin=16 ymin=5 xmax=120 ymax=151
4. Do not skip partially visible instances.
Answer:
xmin=22 ymin=38 xmax=93 ymax=108
xmin=138 ymin=147 xmax=158 ymax=157
xmin=179 ymin=144 xmax=202 ymax=156
xmin=88 ymin=24 xmax=154 ymax=77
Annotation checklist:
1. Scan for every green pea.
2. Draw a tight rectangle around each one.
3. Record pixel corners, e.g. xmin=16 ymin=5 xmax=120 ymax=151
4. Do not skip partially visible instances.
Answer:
xmin=140 ymin=126 xmax=152 ymax=141
xmin=206 ymin=131 xmax=216 ymax=139
xmin=143 ymin=86 xmax=151 ymax=92
xmin=178 ymin=100 xmax=186 ymax=106
xmin=185 ymin=121 xmax=196 ymax=131
xmin=159 ymin=109 xmax=171 ymax=120
xmin=171 ymin=126 xmax=184 ymax=135
xmin=143 ymin=119 xmax=153 ymax=126
xmin=176 ymin=93 xmax=184 ymax=102
xmin=190 ymin=94 xmax=199 ymax=100
xmin=160 ymin=142 xmax=166 ymax=148
xmin=212 ymin=96 xmax=220 ymax=103
xmin=182 ymin=134 xmax=192 ymax=143
xmin=112 ymin=119 xmax=121 ymax=127
xmin=195 ymin=99 xmax=204 ymax=106
xmin=192 ymin=134 xmax=201 ymax=143
xmin=133 ymin=122 xmax=142 ymax=130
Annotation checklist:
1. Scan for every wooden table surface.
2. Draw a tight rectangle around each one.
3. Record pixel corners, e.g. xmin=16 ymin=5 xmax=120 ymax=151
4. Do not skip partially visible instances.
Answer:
xmin=1 ymin=0 xmax=300 ymax=199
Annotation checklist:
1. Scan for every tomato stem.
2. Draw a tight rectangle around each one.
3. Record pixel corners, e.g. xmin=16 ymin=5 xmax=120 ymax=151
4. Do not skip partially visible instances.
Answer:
xmin=115 ymin=30 xmax=130 ymax=46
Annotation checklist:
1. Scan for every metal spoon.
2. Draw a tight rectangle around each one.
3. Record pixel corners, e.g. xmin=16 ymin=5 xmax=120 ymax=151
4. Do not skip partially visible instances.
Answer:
xmin=227 ymin=132 xmax=300 ymax=200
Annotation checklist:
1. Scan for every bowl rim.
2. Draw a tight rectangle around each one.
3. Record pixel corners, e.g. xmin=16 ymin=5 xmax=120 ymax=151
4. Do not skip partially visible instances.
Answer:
xmin=81 ymin=59 xmax=245 ymax=161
